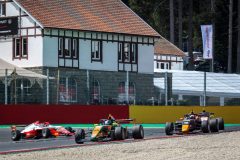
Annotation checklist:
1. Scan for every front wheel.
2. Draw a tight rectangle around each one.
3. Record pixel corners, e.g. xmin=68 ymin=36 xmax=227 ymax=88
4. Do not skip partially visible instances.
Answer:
xmin=210 ymin=118 xmax=219 ymax=132
xmin=115 ymin=127 xmax=125 ymax=140
xmin=132 ymin=125 xmax=144 ymax=139
xmin=11 ymin=130 xmax=21 ymax=141
xmin=201 ymin=120 xmax=209 ymax=133
xmin=165 ymin=122 xmax=174 ymax=135
xmin=75 ymin=129 xmax=85 ymax=144
xmin=42 ymin=128 xmax=51 ymax=138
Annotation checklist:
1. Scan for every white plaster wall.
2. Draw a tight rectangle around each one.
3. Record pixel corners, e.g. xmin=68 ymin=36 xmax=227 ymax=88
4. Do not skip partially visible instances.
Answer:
xmin=171 ymin=61 xmax=184 ymax=70
xmin=138 ymin=44 xmax=154 ymax=74
xmin=79 ymin=40 xmax=118 ymax=71
xmin=43 ymin=37 xmax=58 ymax=67
xmin=6 ymin=2 xmax=19 ymax=16
xmin=0 ymin=37 xmax=43 ymax=67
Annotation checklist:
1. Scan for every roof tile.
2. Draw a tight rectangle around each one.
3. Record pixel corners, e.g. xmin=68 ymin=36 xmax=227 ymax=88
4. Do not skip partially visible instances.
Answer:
xmin=16 ymin=0 xmax=160 ymax=37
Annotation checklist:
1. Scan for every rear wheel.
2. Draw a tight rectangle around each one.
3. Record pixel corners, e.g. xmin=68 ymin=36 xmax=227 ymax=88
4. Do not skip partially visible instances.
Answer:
xmin=75 ymin=129 xmax=85 ymax=144
xmin=114 ymin=127 xmax=125 ymax=140
xmin=132 ymin=125 xmax=144 ymax=139
xmin=201 ymin=120 xmax=209 ymax=133
xmin=217 ymin=118 xmax=224 ymax=130
xmin=165 ymin=122 xmax=174 ymax=135
xmin=11 ymin=130 xmax=21 ymax=141
xmin=210 ymin=118 xmax=219 ymax=132
xmin=42 ymin=128 xmax=51 ymax=138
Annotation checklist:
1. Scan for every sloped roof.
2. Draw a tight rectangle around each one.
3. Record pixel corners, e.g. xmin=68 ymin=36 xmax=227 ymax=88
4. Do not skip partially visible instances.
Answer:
xmin=154 ymin=38 xmax=185 ymax=57
xmin=15 ymin=0 xmax=160 ymax=37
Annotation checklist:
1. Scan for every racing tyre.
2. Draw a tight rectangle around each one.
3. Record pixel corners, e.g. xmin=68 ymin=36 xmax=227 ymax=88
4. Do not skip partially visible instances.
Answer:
xmin=201 ymin=120 xmax=209 ymax=133
xmin=110 ymin=130 xmax=115 ymax=140
xmin=75 ymin=129 xmax=85 ymax=144
xmin=165 ymin=122 xmax=174 ymax=135
xmin=11 ymin=130 xmax=21 ymax=141
xmin=210 ymin=118 xmax=219 ymax=132
xmin=42 ymin=128 xmax=51 ymax=138
xmin=132 ymin=125 xmax=144 ymax=139
xmin=217 ymin=118 xmax=224 ymax=130
xmin=65 ymin=126 xmax=74 ymax=133
xmin=115 ymin=127 xmax=125 ymax=140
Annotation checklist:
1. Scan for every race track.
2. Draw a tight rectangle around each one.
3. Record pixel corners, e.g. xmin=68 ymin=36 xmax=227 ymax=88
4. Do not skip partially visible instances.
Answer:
xmin=0 ymin=126 xmax=239 ymax=154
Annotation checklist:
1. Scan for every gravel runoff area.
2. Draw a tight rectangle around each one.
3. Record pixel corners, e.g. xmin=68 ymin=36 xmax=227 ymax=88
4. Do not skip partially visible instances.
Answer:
xmin=1 ymin=131 xmax=240 ymax=160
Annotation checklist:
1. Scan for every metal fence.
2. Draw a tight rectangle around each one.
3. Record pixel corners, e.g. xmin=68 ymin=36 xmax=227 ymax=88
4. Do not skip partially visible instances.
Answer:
xmin=1 ymin=68 xmax=240 ymax=106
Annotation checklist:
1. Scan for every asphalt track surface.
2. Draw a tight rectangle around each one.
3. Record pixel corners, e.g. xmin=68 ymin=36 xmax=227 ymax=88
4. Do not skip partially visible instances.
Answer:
xmin=0 ymin=126 xmax=239 ymax=154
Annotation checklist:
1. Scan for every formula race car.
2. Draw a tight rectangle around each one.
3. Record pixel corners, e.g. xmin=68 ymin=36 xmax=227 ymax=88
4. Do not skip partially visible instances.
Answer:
xmin=75 ymin=114 xmax=144 ymax=144
xmin=165 ymin=110 xmax=224 ymax=135
xmin=11 ymin=121 xmax=75 ymax=141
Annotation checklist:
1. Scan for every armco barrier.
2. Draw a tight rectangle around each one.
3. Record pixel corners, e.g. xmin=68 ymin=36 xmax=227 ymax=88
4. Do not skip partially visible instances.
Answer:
xmin=129 ymin=106 xmax=240 ymax=124
xmin=0 ymin=105 xmax=129 ymax=125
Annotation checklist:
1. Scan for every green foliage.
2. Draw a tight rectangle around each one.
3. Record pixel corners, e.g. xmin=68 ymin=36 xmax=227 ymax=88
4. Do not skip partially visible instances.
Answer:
xmin=123 ymin=0 xmax=239 ymax=72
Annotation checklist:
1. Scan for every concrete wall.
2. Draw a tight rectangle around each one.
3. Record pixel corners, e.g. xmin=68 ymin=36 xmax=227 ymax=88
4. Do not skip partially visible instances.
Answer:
xmin=0 ymin=105 xmax=129 ymax=124
xmin=130 ymin=106 xmax=240 ymax=124
xmin=0 ymin=105 xmax=240 ymax=124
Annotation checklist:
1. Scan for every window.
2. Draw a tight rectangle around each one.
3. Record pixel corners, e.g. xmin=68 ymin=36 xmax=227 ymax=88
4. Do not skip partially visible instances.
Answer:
xmin=0 ymin=2 xmax=6 ymax=16
xmin=22 ymin=38 xmax=28 ymax=57
xmin=72 ymin=39 xmax=78 ymax=58
xmin=161 ymin=63 xmax=164 ymax=69
xmin=91 ymin=40 xmax=102 ymax=61
xmin=124 ymin=43 xmax=130 ymax=62
xmin=58 ymin=38 xmax=78 ymax=58
xmin=131 ymin=43 xmax=137 ymax=63
xmin=13 ymin=37 xmax=28 ymax=59
xmin=118 ymin=43 xmax=123 ymax=62
xmin=156 ymin=62 xmax=160 ymax=69
xmin=118 ymin=42 xmax=137 ymax=63
xmin=64 ymin=38 xmax=71 ymax=57
xmin=59 ymin=77 xmax=77 ymax=103
xmin=58 ymin=38 xmax=63 ymax=57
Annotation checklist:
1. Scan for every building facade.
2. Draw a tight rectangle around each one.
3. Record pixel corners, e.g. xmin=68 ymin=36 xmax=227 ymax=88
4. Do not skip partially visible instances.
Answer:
xmin=0 ymin=0 xmax=160 ymax=104
xmin=154 ymin=38 xmax=185 ymax=71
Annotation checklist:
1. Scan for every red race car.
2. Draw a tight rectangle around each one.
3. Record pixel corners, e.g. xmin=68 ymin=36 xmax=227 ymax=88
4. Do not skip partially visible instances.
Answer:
xmin=11 ymin=121 xmax=75 ymax=141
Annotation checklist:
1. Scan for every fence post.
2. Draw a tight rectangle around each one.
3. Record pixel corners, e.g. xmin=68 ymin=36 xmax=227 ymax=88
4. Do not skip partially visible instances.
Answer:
xmin=164 ymin=72 xmax=168 ymax=106
xmin=56 ymin=69 xmax=60 ymax=104
xmin=125 ymin=71 xmax=129 ymax=104
xmin=203 ymin=71 xmax=207 ymax=106
xmin=46 ymin=68 xmax=49 ymax=105
xmin=5 ymin=69 xmax=8 ymax=105
xmin=87 ymin=70 xmax=90 ymax=104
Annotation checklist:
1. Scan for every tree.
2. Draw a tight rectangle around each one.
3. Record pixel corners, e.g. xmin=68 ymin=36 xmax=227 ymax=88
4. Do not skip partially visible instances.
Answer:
xmin=228 ymin=0 xmax=233 ymax=73
xmin=178 ymin=0 xmax=183 ymax=49
xmin=188 ymin=0 xmax=194 ymax=70
xmin=237 ymin=0 xmax=240 ymax=73
xmin=211 ymin=0 xmax=215 ymax=72
xmin=170 ymin=0 xmax=174 ymax=43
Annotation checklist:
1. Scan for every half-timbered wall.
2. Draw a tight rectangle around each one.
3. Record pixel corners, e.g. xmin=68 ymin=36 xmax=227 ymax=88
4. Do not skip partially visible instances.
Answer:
xmin=154 ymin=55 xmax=184 ymax=70
xmin=0 ymin=1 xmax=43 ymax=67
xmin=1 ymin=2 xmax=157 ymax=74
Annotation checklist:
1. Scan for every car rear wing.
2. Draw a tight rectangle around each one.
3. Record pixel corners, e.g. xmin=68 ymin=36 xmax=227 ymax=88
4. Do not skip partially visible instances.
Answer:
xmin=115 ymin=118 xmax=136 ymax=124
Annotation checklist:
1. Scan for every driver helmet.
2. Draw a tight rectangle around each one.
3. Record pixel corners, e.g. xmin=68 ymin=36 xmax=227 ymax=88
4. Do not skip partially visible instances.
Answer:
xmin=43 ymin=122 xmax=50 ymax=126
xmin=104 ymin=120 xmax=111 ymax=125
xmin=190 ymin=115 xmax=195 ymax=119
